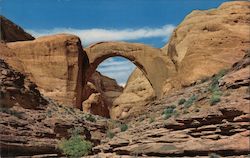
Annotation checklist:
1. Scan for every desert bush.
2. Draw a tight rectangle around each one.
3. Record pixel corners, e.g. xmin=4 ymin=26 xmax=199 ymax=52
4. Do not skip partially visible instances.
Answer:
xmin=120 ymin=124 xmax=128 ymax=132
xmin=184 ymin=95 xmax=197 ymax=108
xmin=85 ymin=114 xmax=96 ymax=122
xmin=210 ymin=91 xmax=221 ymax=106
xmin=208 ymin=70 xmax=226 ymax=106
xmin=209 ymin=69 xmax=227 ymax=92
xmin=149 ymin=117 xmax=155 ymax=123
xmin=106 ymin=130 xmax=115 ymax=139
xmin=178 ymin=98 xmax=186 ymax=105
xmin=58 ymin=135 xmax=92 ymax=158
xmin=163 ymin=105 xmax=176 ymax=119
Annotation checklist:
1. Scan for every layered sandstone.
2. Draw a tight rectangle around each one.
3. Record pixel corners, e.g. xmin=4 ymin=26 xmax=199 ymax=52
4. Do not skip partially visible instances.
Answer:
xmin=92 ymin=51 xmax=250 ymax=157
xmin=163 ymin=1 xmax=250 ymax=93
xmin=110 ymin=68 xmax=155 ymax=119
xmin=82 ymin=71 xmax=123 ymax=118
xmin=110 ymin=1 xmax=250 ymax=119
xmin=6 ymin=34 xmax=87 ymax=106
xmin=0 ymin=59 xmax=110 ymax=157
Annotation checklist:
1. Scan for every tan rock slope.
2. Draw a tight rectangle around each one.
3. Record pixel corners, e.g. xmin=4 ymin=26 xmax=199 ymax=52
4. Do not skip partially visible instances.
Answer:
xmin=0 ymin=15 xmax=34 ymax=42
xmin=164 ymin=0 xmax=250 ymax=92
xmin=111 ymin=0 xmax=250 ymax=119
xmin=90 ymin=50 xmax=250 ymax=158
xmin=0 ymin=59 xmax=110 ymax=157
xmin=6 ymin=34 xmax=87 ymax=106
xmin=110 ymin=68 xmax=155 ymax=119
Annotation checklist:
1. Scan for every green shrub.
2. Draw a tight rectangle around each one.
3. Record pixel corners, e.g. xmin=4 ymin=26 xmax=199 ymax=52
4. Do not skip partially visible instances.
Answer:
xmin=184 ymin=95 xmax=197 ymax=108
xmin=208 ymin=70 xmax=225 ymax=106
xmin=149 ymin=117 xmax=155 ymax=123
xmin=85 ymin=114 xmax=96 ymax=122
xmin=68 ymin=127 xmax=85 ymax=136
xmin=210 ymin=93 xmax=221 ymax=106
xmin=58 ymin=135 xmax=92 ymax=157
xmin=163 ymin=105 xmax=176 ymax=119
xmin=178 ymin=98 xmax=186 ymax=105
xmin=120 ymin=124 xmax=128 ymax=132
xmin=209 ymin=69 xmax=227 ymax=92
xmin=106 ymin=130 xmax=115 ymax=139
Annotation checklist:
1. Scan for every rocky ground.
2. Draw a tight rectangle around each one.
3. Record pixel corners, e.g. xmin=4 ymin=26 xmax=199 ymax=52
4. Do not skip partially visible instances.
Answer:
xmin=88 ymin=51 xmax=250 ymax=158
xmin=0 ymin=1 xmax=250 ymax=158
xmin=0 ymin=59 xmax=112 ymax=157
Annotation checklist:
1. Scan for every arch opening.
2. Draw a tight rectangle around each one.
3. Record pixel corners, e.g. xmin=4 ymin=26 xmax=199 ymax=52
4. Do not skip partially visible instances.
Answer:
xmin=81 ymin=56 xmax=155 ymax=118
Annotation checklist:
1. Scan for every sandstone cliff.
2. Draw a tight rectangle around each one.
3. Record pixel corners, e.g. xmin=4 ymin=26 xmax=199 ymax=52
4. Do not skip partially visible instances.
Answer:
xmin=164 ymin=1 xmax=250 ymax=92
xmin=0 ymin=59 xmax=110 ymax=157
xmin=6 ymin=34 xmax=86 ymax=106
xmin=90 ymin=50 xmax=250 ymax=158
xmin=110 ymin=68 xmax=155 ymax=119
xmin=111 ymin=1 xmax=250 ymax=119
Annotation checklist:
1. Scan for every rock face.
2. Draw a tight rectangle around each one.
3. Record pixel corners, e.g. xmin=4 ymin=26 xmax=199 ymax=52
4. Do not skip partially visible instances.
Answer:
xmin=6 ymin=34 xmax=87 ymax=106
xmin=84 ymin=42 xmax=176 ymax=102
xmin=163 ymin=1 xmax=250 ymax=93
xmin=111 ymin=1 xmax=250 ymax=119
xmin=0 ymin=16 xmax=35 ymax=42
xmin=0 ymin=60 xmax=110 ymax=157
xmin=110 ymin=68 xmax=155 ymax=119
xmin=82 ymin=71 xmax=123 ymax=118
xmin=92 ymin=51 xmax=250 ymax=157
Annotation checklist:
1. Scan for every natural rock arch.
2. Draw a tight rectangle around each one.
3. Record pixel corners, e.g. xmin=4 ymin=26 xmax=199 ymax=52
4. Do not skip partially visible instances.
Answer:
xmin=75 ymin=41 xmax=176 ymax=109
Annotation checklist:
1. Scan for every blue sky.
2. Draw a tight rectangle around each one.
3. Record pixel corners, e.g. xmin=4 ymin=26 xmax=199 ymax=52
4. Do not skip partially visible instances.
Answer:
xmin=1 ymin=0 xmax=228 ymax=85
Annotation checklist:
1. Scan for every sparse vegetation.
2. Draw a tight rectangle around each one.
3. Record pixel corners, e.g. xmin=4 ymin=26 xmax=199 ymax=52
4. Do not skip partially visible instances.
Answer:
xmin=210 ymin=92 xmax=221 ymax=106
xmin=178 ymin=98 xmax=186 ymax=105
xmin=183 ymin=109 xmax=189 ymax=114
xmin=58 ymin=127 xmax=92 ymax=157
xmin=0 ymin=107 xmax=24 ymax=118
xmin=184 ymin=95 xmax=197 ymax=108
xmin=163 ymin=105 xmax=177 ymax=119
xmin=208 ymin=69 xmax=227 ymax=106
xmin=68 ymin=127 xmax=86 ymax=136
xmin=85 ymin=114 xmax=96 ymax=122
xmin=46 ymin=109 xmax=52 ymax=118
xmin=120 ymin=124 xmax=128 ymax=132
xmin=209 ymin=153 xmax=221 ymax=158
xmin=149 ymin=117 xmax=155 ymax=123
xmin=106 ymin=130 xmax=115 ymax=139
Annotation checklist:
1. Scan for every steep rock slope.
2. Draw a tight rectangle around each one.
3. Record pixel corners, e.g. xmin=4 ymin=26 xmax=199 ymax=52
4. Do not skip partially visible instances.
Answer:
xmin=83 ymin=71 xmax=123 ymax=118
xmin=0 ymin=59 xmax=110 ymax=157
xmin=90 ymin=51 xmax=250 ymax=158
xmin=164 ymin=1 xmax=250 ymax=93
xmin=0 ymin=16 xmax=124 ymax=117
xmin=0 ymin=16 xmax=35 ymax=42
xmin=110 ymin=68 xmax=155 ymax=119
xmin=111 ymin=1 xmax=250 ymax=119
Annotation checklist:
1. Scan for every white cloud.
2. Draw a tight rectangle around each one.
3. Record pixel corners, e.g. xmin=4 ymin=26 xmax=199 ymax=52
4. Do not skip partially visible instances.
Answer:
xmin=26 ymin=24 xmax=175 ymax=46
xmin=97 ymin=57 xmax=136 ymax=85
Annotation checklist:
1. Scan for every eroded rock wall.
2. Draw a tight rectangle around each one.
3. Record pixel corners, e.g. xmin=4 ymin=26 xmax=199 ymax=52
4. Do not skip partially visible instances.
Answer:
xmin=6 ymin=34 xmax=86 ymax=106
xmin=163 ymin=1 xmax=250 ymax=93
